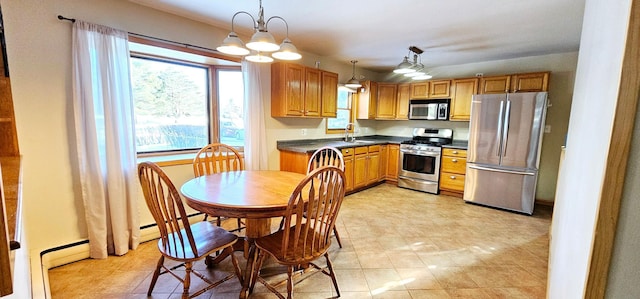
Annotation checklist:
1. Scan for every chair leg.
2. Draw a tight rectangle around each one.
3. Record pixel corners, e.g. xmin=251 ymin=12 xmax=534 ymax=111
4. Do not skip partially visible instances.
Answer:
xmin=333 ymin=227 xmax=343 ymax=248
xmin=183 ymin=261 xmax=192 ymax=298
xmin=228 ymin=246 xmax=244 ymax=285
xmin=237 ymin=218 xmax=243 ymax=230
xmin=147 ymin=255 xmax=164 ymax=296
xmin=325 ymin=253 xmax=340 ymax=297
xmin=286 ymin=265 xmax=294 ymax=299
xmin=249 ymin=249 xmax=267 ymax=293
xmin=216 ymin=216 xmax=222 ymax=226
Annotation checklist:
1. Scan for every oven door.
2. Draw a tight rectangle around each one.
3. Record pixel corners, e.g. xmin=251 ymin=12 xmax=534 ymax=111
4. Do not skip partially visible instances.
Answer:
xmin=398 ymin=148 xmax=441 ymax=182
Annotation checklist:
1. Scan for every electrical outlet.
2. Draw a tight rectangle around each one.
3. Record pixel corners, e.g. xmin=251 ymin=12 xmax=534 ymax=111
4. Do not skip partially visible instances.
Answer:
xmin=544 ymin=125 xmax=551 ymax=133
xmin=301 ymin=129 xmax=307 ymax=136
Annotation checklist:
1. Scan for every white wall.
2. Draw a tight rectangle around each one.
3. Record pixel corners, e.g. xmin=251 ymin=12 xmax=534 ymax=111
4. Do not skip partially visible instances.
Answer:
xmin=547 ymin=0 xmax=632 ymax=297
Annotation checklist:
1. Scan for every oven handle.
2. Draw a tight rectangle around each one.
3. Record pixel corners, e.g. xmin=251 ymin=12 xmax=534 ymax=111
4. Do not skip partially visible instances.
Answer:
xmin=400 ymin=149 xmax=441 ymax=157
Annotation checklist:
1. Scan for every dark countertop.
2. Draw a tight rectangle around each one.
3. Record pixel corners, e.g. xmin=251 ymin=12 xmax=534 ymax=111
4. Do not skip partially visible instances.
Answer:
xmin=277 ymin=135 xmax=406 ymax=153
xmin=442 ymin=141 xmax=469 ymax=150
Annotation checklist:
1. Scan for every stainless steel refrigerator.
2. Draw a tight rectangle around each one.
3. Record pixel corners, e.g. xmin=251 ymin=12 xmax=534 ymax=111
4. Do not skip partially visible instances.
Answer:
xmin=463 ymin=92 xmax=548 ymax=215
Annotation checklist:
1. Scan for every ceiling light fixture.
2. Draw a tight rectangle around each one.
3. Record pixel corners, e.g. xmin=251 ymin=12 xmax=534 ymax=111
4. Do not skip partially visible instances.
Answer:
xmin=345 ymin=60 xmax=362 ymax=89
xmin=216 ymin=0 xmax=301 ymax=62
xmin=393 ymin=46 xmax=430 ymax=79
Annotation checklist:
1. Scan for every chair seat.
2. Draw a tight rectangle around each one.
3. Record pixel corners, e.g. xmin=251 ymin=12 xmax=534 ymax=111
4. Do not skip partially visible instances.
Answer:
xmin=255 ymin=224 xmax=330 ymax=265
xmin=158 ymin=221 xmax=237 ymax=260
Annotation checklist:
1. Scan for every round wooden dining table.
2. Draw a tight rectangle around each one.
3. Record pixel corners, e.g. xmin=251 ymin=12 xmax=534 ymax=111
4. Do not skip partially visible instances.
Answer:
xmin=180 ymin=170 xmax=306 ymax=238
xmin=180 ymin=170 xmax=307 ymax=298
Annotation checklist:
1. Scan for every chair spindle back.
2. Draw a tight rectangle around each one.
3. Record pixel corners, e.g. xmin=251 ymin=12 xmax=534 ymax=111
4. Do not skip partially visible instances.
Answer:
xmin=193 ymin=143 xmax=244 ymax=177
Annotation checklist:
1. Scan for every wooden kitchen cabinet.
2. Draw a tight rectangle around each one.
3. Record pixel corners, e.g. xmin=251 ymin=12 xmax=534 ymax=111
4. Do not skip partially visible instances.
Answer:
xmin=449 ymin=78 xmax=479 ymax=121
xmin=409 ymin=82 xmax=429 ymax=99
xmin=376 ymin=83 xmax=398 ymax=119
xmin=379 ymin=145 xmax=388 ymax=180
xmin=271 ymin=62 xmax=338 ymax=118
xmin=439 ymin=148 xmax=467 ymax=197
xmin=479 ymin=72 xmax=549 ymax=94
xmin=353 ymin=146 xmax=368 ymax=189
xmin=385 ymin=144 xmax=400 ymax=181
xmin=479 ymin=75 xmax=511 ymax=94
xmin=395 ymin=83 xmax=410 ymax=120
xmin=321 ymin=71 xmax=338 ymax=117
xmin=341 ymin=147 xmax=355 ymax=192
xmin=428 ymin=80 xmax=451 ymax=98
xmin=511 ymin=72 xmax=549 ymax=93
xmin=366 ymin=145 xmax=381 ymax=185
xmin=356 ymin=80 xmax=378 ymax=119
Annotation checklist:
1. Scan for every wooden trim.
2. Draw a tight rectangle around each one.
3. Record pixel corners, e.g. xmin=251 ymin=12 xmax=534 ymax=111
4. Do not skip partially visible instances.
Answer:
xmin=586 ymin=1 xmax=640 ymax=298
xmin=128 ymin=35 xmax=241 ymax=63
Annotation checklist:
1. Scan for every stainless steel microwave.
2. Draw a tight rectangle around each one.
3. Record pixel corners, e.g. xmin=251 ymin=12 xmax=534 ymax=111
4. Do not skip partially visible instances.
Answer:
xmin=408 ymin=99 xmax=450 ymax=120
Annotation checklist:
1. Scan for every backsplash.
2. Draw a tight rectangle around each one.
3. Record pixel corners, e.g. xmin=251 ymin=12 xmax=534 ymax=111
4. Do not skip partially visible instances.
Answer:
xmin=374 ymin=120 xmax=470 ymax=141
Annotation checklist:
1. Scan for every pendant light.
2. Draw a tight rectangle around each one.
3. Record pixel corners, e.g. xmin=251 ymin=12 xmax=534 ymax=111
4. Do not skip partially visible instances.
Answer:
xmin=345 ymin=60 xmax=362 ymax=89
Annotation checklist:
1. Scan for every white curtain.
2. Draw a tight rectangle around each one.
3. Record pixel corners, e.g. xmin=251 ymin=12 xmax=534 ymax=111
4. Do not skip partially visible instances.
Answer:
xmin=242 ymin=60 xmax=269 ymax=170
xmin=72 ymin=21 xmax=140 ymax=259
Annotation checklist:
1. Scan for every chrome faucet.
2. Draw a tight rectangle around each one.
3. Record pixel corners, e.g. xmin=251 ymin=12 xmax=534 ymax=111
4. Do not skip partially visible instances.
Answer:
xmin=344 ymin=123 xmax=355 ymax=142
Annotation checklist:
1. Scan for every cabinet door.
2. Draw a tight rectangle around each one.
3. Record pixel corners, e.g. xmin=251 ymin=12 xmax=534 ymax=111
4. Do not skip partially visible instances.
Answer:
xmin=343 ymin=154 xmax=354 ymax=192
xmin=379 ymin=145 xmax=388 ymax=180
xmin=511 ymin=72 xmax=549 ymax=92
xmin=376 ymin=83 xmax=397 ymax=119
xmin=304 ymin=68 xmax=321 ymax=117
xmin=271 ymin=62 xmax=305 ymax=117
xmin=320 ymin=71 xmax=338 ymax=117
xmin=410 ymin=82 xmax=429 ymax=99
xmin=479 ymin=75 xmax=510 ymax=94
xmin=356 ymin=80 xmax=377 ymax=119
xmin=429 ymin=80 xmax=451 ymax=98
xmin=395 ymin=83 xmax=410 ymax=119
xmin=367 ymin=151 xmax=380 ymax=184
xmin=386 ymin=144 xmax=399 ymax=180
xmin=450 ymin=78 xmax=478 ymax=121
xmin=354 ymin=153 xmax=368 ymax=188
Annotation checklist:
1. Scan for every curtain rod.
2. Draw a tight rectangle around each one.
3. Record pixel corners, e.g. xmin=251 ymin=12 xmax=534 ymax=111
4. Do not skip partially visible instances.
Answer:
xmin=56 ymin=15 xmax=222 ymax=54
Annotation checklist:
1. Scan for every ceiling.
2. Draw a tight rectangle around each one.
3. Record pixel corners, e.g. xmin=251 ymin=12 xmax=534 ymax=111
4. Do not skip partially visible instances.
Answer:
xmin=128 ymin=0 xmax=586 ymax=73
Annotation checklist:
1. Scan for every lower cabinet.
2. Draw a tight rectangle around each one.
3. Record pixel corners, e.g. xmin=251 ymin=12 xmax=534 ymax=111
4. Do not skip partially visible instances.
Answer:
xmin=439 ymin=148 xmax=467 ymax=197
xmin=279 ymin=143 xmax=397 ymax=194
xmin=385 ymin=144 xmax=400 ymax=181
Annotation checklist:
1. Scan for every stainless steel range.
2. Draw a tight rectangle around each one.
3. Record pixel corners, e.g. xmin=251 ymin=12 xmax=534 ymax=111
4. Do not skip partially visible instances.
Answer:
xmin=398 ymin=128 xmax=453 ymax=194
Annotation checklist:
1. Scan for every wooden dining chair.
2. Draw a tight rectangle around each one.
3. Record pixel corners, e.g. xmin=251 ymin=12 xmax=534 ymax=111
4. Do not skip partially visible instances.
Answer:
xmin=193 ymin=143 xmax=244 ymax=230
xmin=307 ymin=146 xmax=345 ymax=248
xmin=249 ymin=166 xmax=346 ymax=298
xmin=138 ymin=161 xmax=242 ymax=299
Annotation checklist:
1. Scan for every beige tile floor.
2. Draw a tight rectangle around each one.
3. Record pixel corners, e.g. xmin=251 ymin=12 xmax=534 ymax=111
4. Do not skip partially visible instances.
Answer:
xmin=48 ymin=183 xmax=552 ymax=298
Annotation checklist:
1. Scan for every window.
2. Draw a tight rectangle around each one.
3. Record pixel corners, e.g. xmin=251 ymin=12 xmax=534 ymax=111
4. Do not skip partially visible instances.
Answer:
xmin=326 ymin=88 xmax=354 ymax=132
xmin=217 ymin=69 xmax=244 ymax=147
xmin=129 ymin=41 xmax=243 ymax=154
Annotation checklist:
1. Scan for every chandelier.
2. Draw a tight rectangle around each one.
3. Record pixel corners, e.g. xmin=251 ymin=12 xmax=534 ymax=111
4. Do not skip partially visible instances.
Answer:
xmin=216 ymin=0 xmax=302 ymax=63
xmin=393 ymin=46 xmax=432 ymax=80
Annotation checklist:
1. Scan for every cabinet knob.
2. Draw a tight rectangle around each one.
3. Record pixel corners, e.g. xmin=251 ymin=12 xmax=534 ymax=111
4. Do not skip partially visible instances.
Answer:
xmin=452 ymin=159 xmax=458 ymax=163
xmin=345 ymin=150 xmax=350 ymax=153
xmin=452 ymin=151 xmax=458 ymax=154
xmin=450 ymin=176 xmax=456 ymax=180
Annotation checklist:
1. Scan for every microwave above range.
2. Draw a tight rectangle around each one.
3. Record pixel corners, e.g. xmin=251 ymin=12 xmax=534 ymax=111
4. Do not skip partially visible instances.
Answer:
xmin=408 ymin=99 xmax=450 ymax=120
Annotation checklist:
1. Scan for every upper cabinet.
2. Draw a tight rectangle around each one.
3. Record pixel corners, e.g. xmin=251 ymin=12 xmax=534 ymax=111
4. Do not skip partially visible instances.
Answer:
xmin=395 ymin=83 xmax=410 ymax=120
xmin=356 ymin=80 xmax=378 ymax=119
xmin=409 ymin=82 xmax=429 ymax=99
xmin=320 ymin=71 xmax=338 ymax=117
xmin=429 ymin=80 xmax=451 ymax=98
xmin=479 ymin=72 xmax=549 ymax=94
xmin=511 ymin=72 xmax=549 ymax=93
xmin=375 ymin=83 xmax=398 ymax=119
xmin=449 ymin=78 xmax=479 ymax=121
xmin=271 ymin=62 xmax=338 ymax=118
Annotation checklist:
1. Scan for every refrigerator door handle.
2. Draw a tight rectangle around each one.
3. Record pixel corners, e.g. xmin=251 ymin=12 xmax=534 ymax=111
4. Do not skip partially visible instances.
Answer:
xmin=468 ymin=164 xmax=536 ymax=176
xmin=496 ymin=100 xmax=505 ymax=156
xmin=502 ymin=100 xmax=512 ymax=157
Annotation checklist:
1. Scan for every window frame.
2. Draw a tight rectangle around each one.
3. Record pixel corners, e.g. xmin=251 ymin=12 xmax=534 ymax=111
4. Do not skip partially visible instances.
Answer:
xmin=128 ymin=35 xmax=243 ymax=157
xmin=326 ymin=88 xmax=356 ymax=134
